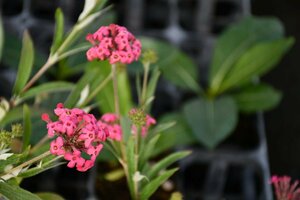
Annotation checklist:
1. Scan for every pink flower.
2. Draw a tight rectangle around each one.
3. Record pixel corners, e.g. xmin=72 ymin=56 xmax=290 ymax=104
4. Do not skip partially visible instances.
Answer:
xmin=50 ymin=137 xmax=65 ymax=155
xmin=271 ymin=175 xmax=300 ymax=200
xmin=86 ymin=24 xmax=141 ymax=64
xmin=101 ymin=113 xmax=118 ymax=123
xmin=42 ymin=103 xmax=107 ymax=172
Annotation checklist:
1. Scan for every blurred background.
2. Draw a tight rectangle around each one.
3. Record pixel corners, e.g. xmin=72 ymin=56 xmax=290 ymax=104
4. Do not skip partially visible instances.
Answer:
xmin=0 ymin=0 xmax=300 ymax=199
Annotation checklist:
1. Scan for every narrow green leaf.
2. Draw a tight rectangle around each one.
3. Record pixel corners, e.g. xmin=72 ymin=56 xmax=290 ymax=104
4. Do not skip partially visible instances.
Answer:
xmin=13 ymin=30 xmax=34 ymax=95
xmin=219 ymin=38 xmax=294 ymax=93
xmin=36 ymin=192 xmax=65 ymax=200
xmin=147 ymin=151 xmax=190 ymax=180
xmin=22 ymin=105 xmax=31 ymax=151
xmin=95 ymin=63 xmax=133 ymax=115
xmin=139 ymin=134 xmax=160 ymax=170
xmin=209 ymin=17 xmax=284 ymax=95
xmin=145 ymin=68 xmax=161 ymax=111
xmin=141 ymin=168 xmax=178 ymax=200
xmin=233 ymin=83 xmax=282 ymax=113
xmin=126 ymin=137 xmax=135 ymax=199
xmin=50 ymin=8 xmax=64 ymax=55
xmin=18 ymin=82 xmax=74 ymax=104
xmin=183 ymin=96 xmax=238 ymax=149
xmin=0 ymin=15 xmax=4 ymax=62
xmin=0 ymin=182 xmax=42 ymax=200
xmin=120 ymin=116 xmax=132 ymax=143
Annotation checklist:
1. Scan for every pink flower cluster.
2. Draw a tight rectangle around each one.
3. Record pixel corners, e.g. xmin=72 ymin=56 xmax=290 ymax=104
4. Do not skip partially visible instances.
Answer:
xmin=86 ymin=24 xmax=142 ymax=64
xmin=271 ymin=175 xmax=300 ymax=200
xmin=42 ymin=103 xmax=108 ymax=172
xmin=98 ymin=113 xmax=122 ymax=141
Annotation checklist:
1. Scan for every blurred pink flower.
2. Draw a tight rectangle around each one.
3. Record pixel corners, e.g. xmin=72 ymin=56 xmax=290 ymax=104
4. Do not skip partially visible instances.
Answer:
xmin=271 ymin=175 xmax=300 ymax=200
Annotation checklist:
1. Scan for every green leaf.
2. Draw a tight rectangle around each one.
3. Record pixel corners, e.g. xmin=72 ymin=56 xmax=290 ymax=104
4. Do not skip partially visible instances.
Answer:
xmin=117 ymin=67 xmax=133 ymax=114
xmin=22 ymin=105 xmax=31 ymax=151
xmin=0 ymin=182 xmax=42 ymax=200
xmin=233 ymin=83 xmax=282 ymax=113
xmin=126 ymin=137 xmax=135 ymax=199
xmin=50 ymin=8 xmax=65 ymax=55
xmin=0 ymin=107 xmax=23 ymax=128
xmin=141 ymin=168 xmax=178 ymax=200
xmin=139 ymin=37 xmax=201 ymax=93
xmin=219 ymin=38 xmax=294 ymax=93
xmin=183 ymin=96 xmax=238 ymax=149
xmin=36 ymin=192 xmax=65 ymax=200
xmin=145 ymin=68 xmax=161 ymax=111
xmin=153 ymin=113 xmax=196 ymax=156
xmin=139 ymin=134 xmax=160 ymax=170
xmin=18 ymin=82 xmax=74 ymax=104
xmin=147 ymin=151 xmax=190 ymax=180
xmin=0 ymin=15 xmax=4 ymax=62
xmin=13 ymin=30 xmax=35 ymax=95
xmin=0 ymin=153 xmax=27 ymax=172
xmin=64 ymin=66 xmax=101 ymax=108
xmin=209 ymin=16 xmax=285 ymax=95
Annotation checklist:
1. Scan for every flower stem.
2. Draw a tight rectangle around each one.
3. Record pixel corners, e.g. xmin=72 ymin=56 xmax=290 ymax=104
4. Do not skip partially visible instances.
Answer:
xmin=2 ymin=151 xmax=51 ymax=177
xmin=21 ymin=56 xmax=56 ymax=93
xmin=111 ymin=63 xmax=120 ymax=117
xmin=141 ymin=62 xmax=150 ymax=106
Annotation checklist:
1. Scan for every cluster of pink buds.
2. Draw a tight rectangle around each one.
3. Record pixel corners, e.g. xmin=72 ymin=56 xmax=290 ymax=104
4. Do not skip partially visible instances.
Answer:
xmin=42 ymin=103 xmax=108 ymax=172
xmin=97 ymin=113 xmax=122 ymax=141
xmin=86 ymin=24 xmax=142 ymax=64
xmin=271 ymin=175 xmax=300 ymax=200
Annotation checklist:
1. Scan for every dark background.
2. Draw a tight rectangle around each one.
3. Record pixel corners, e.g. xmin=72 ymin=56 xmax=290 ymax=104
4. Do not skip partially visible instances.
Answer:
xmin=252 ymin=0 xmax=300 ymax=176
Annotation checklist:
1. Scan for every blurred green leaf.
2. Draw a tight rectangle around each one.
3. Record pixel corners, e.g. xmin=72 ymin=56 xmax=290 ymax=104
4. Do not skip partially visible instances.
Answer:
xmin=0 ymin=15 xmax=3 ymax=62
xmin=219 ymin=38 xmax=294 ymax=93
xmin=153 ymin=113 xmax=196 ymax=156
xmin=139 ymin=134 xmax=160 ymax=170
xmin=209 ymin=17 xmax=285 ymax=95
xmin=13 ymin=31 xmax=34 ymax=95
xmin=141 ymin=168 xmax=178 ymax=200
xmin=36 ymin=192 xmax=65 ymax=200
xmin=94 ymin=63 xmax=133 ymax=115
xmin=183 ymin=96 xmax=238 ymax=149
xmin=139 ymin=37 xmax=201 ymax=93
xmin=0 ymin=107 xmax=23 ymax=128
xmin=0 ymin=182 xmax=42 ymax=200
xmin=50 ymin=8 xmax=64 ymax=55
xmin=22 ymin=105 xmax=31 ymax=151
xmin=18 ymin=81 xmax=74 ymax=104
xmin=126 ymin=136 xmax=135 ymax=198
xmin=120 ymin=116 xmax=132 ymax=143
xmin=233 ymin=83 xmax=282 ymax=113
xmin=147 ymin=151 xmax=190 ymax=180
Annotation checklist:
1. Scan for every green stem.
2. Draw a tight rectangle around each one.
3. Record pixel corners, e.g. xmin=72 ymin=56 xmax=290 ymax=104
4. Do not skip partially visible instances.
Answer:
xmin=111 ymin=63 xmax=120 ymax=117
xmin=1 ymin=151 xmax=51 ymax=177
xmin=141 ymin=62 xmax=150 ymax=106
xmin=79 ymin=72 xmax=113 ymax=107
